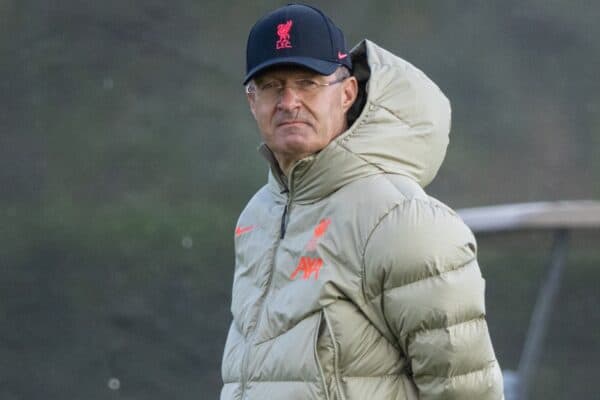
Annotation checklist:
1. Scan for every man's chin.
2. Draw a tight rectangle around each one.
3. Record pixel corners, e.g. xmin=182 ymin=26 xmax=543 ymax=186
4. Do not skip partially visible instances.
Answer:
xmin=274 ymin=125 xmax=312 ymax=143
xmin=273 ymin=136 xmax=318 ymax=158
xmin=267 ymin=125 xmax=320 ymax=155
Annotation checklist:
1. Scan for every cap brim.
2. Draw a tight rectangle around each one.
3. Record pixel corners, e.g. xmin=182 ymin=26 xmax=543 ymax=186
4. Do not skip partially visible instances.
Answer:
xmin=243 ymin=56 xmax=341 ymax=85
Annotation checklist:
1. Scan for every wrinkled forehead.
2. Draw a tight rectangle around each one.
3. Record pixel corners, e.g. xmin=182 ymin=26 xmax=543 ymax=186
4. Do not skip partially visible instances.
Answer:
xmin=252 ymin=65 xmax=328 ymax=83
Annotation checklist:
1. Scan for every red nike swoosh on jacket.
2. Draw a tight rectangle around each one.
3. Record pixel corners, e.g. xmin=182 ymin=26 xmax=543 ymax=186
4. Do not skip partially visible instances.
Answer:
xmin=235 ymin=225 xmax=254 ymax=236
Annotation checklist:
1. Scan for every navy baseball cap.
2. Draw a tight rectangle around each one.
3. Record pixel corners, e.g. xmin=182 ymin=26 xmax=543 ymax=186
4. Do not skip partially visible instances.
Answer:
xmin=244 ymin=4 xmax=352 ymax=85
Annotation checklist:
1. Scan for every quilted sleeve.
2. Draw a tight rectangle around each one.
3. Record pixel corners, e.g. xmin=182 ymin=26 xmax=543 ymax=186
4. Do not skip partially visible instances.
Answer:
xmin=363 ymin=198 xmax=504 ymax=400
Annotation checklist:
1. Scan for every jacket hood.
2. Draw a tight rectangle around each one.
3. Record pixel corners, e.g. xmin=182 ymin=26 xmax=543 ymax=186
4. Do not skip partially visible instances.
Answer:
xmin=260 ymin=39 xmax=451 ymax=204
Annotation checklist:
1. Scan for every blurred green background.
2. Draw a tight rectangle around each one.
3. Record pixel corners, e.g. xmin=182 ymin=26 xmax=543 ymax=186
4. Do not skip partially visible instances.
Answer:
xmin=1 ymin=0 xmax=599 ymax=399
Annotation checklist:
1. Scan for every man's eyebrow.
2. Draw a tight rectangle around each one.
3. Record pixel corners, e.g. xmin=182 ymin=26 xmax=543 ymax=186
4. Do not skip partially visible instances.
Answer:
xmin=253 ymin=75 xmax=280 ymax=84
xmin=255 ymin=69 xmax=320 ymax=83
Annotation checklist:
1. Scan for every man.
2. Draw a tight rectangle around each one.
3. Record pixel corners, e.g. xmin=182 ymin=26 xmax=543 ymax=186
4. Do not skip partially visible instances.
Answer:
xmin=221 ymin=4 xmax=504 ymax=399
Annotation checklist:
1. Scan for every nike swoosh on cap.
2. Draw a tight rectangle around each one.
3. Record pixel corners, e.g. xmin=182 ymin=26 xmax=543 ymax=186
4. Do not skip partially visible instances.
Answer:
xmin=337 ymin=51 xmax=348 ymax=59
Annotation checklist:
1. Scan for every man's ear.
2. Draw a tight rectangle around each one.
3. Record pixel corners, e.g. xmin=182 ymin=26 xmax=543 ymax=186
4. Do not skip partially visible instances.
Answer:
xmin=247 ymin=93 xmax=257 ymax=119
xmin=341 ymin=76 xmax=358 ymax=113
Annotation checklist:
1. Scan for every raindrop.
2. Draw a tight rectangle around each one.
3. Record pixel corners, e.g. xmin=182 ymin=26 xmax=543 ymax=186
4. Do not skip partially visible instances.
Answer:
xmin=181 ymin=236 xmax=193 ymax=249
xmin=107 ymin=377 xmax=120 ymax=390
xmin=103 ymin=77 xmax=114 ymax=90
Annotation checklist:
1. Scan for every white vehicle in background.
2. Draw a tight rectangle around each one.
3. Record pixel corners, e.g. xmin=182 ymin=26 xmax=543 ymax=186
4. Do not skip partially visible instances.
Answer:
xmin=458 ymin=201 xmax=600 ymax=400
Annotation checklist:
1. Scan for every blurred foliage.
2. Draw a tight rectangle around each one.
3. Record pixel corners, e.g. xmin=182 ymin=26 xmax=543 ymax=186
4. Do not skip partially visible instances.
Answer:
xmin=1 ymin=0 xmax=599 ymax=399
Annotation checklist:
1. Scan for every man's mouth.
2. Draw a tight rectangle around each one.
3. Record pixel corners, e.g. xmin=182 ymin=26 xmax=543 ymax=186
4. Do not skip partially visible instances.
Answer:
xmin=277 ymin=120 xmax=309 ymax=127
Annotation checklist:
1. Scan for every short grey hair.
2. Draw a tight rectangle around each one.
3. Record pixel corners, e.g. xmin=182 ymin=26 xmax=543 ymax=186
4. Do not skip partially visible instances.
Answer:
xmin=334 ymin=66 xmax=351 ymax=80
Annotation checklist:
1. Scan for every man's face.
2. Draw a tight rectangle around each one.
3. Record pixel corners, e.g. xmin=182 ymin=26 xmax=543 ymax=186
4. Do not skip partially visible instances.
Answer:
xmin=247 ymin=66 xmax=357 ymax=172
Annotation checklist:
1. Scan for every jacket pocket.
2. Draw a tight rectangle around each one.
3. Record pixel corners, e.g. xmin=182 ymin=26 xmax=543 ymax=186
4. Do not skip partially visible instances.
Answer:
xmin=318 ymin=308 xmax=347 ymax=400
xmin=313 ymin=310 xmax=331 ymax=400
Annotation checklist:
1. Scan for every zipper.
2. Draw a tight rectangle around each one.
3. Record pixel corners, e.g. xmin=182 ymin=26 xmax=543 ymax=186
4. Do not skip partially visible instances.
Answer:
xmin=280 ymin=204 xmax=288 ymax=239
xmin=280 ymin=195 xmax=293 ymax=239
xmin=279 ymin=167 xmax=296 ymax=239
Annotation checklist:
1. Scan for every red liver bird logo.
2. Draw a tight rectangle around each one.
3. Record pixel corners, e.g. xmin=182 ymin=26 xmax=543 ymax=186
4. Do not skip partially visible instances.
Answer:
xmin=290 ymin=218 xmax=332 ymax=280
xmin=276 ymin=20 xmax=293 ymax=49
xmin=306 ymin=218 xmax=331 ymax=251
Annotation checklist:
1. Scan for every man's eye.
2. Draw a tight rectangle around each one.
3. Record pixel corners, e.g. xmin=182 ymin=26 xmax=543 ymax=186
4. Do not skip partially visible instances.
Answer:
xmin=260 ymin=81 xmax=280 ymax=91
xmin=296 ymin=79 xmax=318 ymax=90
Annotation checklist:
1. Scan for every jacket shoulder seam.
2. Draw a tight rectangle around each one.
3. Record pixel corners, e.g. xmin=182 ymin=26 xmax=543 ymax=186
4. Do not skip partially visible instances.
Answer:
xmin=360 ymin=197 xmax=456 ymax=301
xmin=360 ymin=202 xmax=400 ymax=301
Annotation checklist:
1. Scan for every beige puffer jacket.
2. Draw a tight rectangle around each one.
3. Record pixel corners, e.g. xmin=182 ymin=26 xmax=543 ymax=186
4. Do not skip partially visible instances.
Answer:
xmin=221 ymin=39 xmax=504 ymax=400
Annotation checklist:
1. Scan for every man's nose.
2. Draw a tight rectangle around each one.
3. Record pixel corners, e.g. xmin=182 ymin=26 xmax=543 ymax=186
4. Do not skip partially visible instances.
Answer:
xmin=276 ymin=86 xmax=301 ymax=110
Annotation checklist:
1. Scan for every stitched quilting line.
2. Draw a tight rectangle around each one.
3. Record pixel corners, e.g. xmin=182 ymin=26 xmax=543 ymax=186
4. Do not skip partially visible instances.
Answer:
xmin=415 ymin=360 xmax=498 ymax=380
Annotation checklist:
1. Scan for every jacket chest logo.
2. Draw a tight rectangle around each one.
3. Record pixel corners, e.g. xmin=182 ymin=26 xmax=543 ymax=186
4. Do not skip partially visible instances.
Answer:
xmin=290 ymin=218 xmax=331 ymax=280
xmin=306 ymin=218 xmax=331 ymax=251
xmin=235 ymin=225 xmax=254 ymax=237
xmin=290 ymin=256 xmax=323 ymax=280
